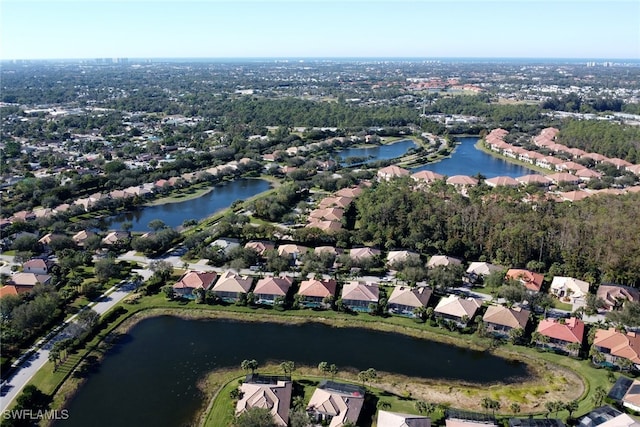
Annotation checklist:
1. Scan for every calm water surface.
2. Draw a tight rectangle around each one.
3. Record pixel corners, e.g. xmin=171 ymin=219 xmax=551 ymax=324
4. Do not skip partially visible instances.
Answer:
xmin=105 ymin=178 xmax=271 ymax=231
xmin=59 ymin=316 xmax=529 ymax=427
xmin=411 ymin=137 xmax=536 ymax=178
xmin=337 ymin=139 xmax=417 ymax=164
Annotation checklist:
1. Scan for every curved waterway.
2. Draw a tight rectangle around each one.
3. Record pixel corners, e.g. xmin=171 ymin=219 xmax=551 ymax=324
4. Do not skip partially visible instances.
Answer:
xmin=59 ymin=316 xmax=530 ymax=427
xmin=337 ymin=139 xmax=417 ymax=165
xmin=411 ymin=137 xmax=536 ymax=178
xmin=104 ymin=178 xmax=271 ymax=232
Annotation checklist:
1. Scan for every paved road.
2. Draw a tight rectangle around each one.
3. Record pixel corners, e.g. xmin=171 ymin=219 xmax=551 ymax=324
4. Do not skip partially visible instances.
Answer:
xmin=0 ymin=254 xmax=20 ymax=277
xmin=0 ymin=269 xmax=149 ymax=412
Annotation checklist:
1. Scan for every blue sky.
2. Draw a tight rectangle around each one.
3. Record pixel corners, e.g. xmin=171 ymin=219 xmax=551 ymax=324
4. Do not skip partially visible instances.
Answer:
xmin=1 ymin=0 xmax=639 ymax=60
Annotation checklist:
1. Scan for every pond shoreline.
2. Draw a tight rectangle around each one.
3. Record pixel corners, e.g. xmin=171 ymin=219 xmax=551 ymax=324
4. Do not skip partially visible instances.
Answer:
xmin=47 ymin=303 xmax=590 ymax=426
xmin=107 ymin=308 xmax=582 ymax=407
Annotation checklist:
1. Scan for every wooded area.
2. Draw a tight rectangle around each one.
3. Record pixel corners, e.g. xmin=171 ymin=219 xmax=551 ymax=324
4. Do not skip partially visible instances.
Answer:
xmin=354 ymin=178 xmax=640 ymax=285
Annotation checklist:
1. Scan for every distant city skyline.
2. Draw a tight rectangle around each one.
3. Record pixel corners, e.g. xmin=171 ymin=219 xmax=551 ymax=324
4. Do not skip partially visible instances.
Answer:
xmin=1 ymin=0 xmax=639 ymax=61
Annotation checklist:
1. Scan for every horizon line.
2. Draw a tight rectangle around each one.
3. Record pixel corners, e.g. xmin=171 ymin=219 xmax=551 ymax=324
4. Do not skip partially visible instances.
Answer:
xmin=2 ymin=56 xmax=639 ymax=62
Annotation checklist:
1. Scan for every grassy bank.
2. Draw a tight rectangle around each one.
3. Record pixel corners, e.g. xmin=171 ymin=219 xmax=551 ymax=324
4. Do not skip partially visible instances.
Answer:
xmin=200 ymin=366 xmax=446 ymax=427
xmin=144 ymin=183 xmax=214 ymax=206
xmin=27 ymin=290 xmax=615 ymax=423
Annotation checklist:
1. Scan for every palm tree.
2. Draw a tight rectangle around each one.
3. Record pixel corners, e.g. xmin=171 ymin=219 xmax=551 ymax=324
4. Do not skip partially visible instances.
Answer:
xmin=592 ymin=386 xmax=607 ymax=407
xmin=241 ymin=359 xmax=259 ymax=374
xmin=328 ymin=364 xmax=338 ymax=379
xmin=318 ymin=361 xmax=329 ymax=377
xmin=279 ymin=360 xmax=295 ymax=376
xmin=510 ymin=402 xmax=521 ymax=415
xmin=377 ymin=400 xmax=392 ymax=410
xmin=566 ymin=342 xmax=581 ymax=356
xmin=193 ymin=288 xmax=205 ymax=304
xmin=425 ymin=307 xmax=435 ymax=321
xmin=481 ymin=397 xmax=500 ymax=415
xmin=565 ymin=400 xmax=579 ymax=418
xmin=413 ymin=306 xmax=427 ymax=322
xmin=48 ymin=349 xmax=60 ymax=371
xmin=509 ymin=327 xmax=524 ymax=344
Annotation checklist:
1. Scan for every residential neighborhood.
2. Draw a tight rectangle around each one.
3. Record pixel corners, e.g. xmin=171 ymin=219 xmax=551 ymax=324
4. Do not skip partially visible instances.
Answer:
xmin=1 ymin=56 xmax=640 ymax=427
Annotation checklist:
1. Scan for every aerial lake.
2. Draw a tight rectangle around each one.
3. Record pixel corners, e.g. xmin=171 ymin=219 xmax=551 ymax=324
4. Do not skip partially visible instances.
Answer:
xmin=104 ymin=178 xmax=271 ymax=232
xmin=411 ymin=137 xmax=536 ymax=178
xmin=59 ymin=316 xmax=529 ymax=427
xmin=337 ymin=138 xmax=417 ymax=164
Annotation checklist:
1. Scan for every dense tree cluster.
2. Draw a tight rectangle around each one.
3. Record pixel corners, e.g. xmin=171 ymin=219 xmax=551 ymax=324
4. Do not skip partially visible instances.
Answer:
xmin=542 ymin=93 xmax=624 ymax=113
xmin=556 ymin=119 xmax=640 ymax=163
xmin=0 ymin=285 xmax=62 ymax=354
xmin=354 ymin=179 xmax=640 ymax=285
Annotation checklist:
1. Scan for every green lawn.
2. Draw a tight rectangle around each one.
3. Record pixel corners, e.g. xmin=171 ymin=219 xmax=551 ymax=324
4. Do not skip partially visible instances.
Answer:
xmin=552 ymin=300 xmax=574 ymax=311
xmin=202 ymin=370 xmax=437 ymax=427
xmin=24 ymin=287 xmax=617 ymax=423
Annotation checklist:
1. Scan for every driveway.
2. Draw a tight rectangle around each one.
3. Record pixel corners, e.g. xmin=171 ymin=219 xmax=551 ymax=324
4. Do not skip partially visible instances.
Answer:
xmin=0 ymin=270 xmax=148 ymax=412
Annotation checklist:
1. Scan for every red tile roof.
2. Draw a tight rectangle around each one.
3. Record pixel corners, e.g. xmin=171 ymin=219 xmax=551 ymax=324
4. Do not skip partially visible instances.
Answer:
xmin=298 ymin=279 xmax=337 ymax=298
xmin=506 ymin=269 xmax=544 ymax=292
xmin=594 ymin=328 xmax=640 ymax=363
xmin=537 ymin=317 xmax=585 ymax=344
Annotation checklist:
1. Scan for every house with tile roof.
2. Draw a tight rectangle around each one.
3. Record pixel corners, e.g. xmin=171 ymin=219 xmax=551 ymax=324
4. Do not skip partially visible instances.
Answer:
xmin=307 ymin=219 xmax=343 ymax=233
xmin=377 ymin=165 xmax=410 ymax=181
xmin=621 ymin=380 xmax=640 ymax=415
xmin=306 ymin=381 xmax=365 ymax=427
xmin=434 ymin=295 xmax=482 ymax=327
xmin=516 ymin=174 xmax=552 ymax=186
xmin=0 ymin=284 xmax=32 ymax=298
xmin=593 ymin=328 xmax=640 ymax=368
xmin=547 ymin=172 xmax=581 ymax=185
xmin=297 ymin=278 xmax=337 ymax=308
xmin=387 ymin=286 xmax=432 ymax=317
xmin=22 ymin=258 xmax=52 ymax=275
xmin=483 ymin=305 xmax=530 ymax=337
xmin=485 ymin=176 xmax=519 ymax=188
xmin=236 ymin=375 xmax=292 ymax=427
xmin=557 ymin=190 xmax=591 ymax=202
xmin=37 ymin=233 xmax=65 ymax=247
xmin=212 ymin=271 xmax=253 ymax=302
xmin=465 ymin=262 xmax=503 ymax=284
xmin=427 ymin=255 xmax=462 ymax=269
xmin=335 ymin=186 xmax=363 ymax=198
xmin=349 ymin=247 xmax=381 ymax=262
xmin=608 ymin=377 xmax=640 ymax=413
xmin=377 ymin=410 xmax=431 ymax=427
xmin=411 ymin=170 xmax=444 ymax=184
xmin=506 ymin=269 xmax=544 ymax=293
xmin=277 ymin=244 xmax=308 ymax=260
xmin=314 ymin=246 xmax=341 ymax=257
xmin=72 ymin=230 xmax=97 ymax=246
xmin=210 ymin=237 xmax=241 ymax=255
xmin=574 ymin=168 xmax=602 ymax=181
xmin=597 ymin=285 xmax=640 ymax=312
xmin=9 ymin=272 xmax=52 ymax=288
xmin=386 ymin=250 xmax=420 ymax=267
xmin=550 ymin=277 xmax=590 ymax=304
xmin=244 ymin=240 xmax=276 ymax=256
xmin=604 ymin=158 xmax=633 ymax=169
xmin=318 ymin=196 xmax=353 ymax=209
xmin=446 ymin=175 xmax=478 ymax=187
xmin=172 ymin=271 xmax=218 ymax=299
xmin=101 ymin=231 xmax=129 ymax=246
xmin=536 ymin=317 xmax=585 ymax=355
xmin=253 ymin=276 xmax=293 ymax=305
xmin=578 ymin=405 xmax=640 ymax=427
xmin=340 ymin=282 xmax=379 ymax=312
xmin=309 ymin=207 xmax=344 ymax=222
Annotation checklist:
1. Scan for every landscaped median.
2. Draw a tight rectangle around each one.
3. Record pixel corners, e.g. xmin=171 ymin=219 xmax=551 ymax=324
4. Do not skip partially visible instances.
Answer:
xmin=22 ymin=291 xmax=616 ymax=425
